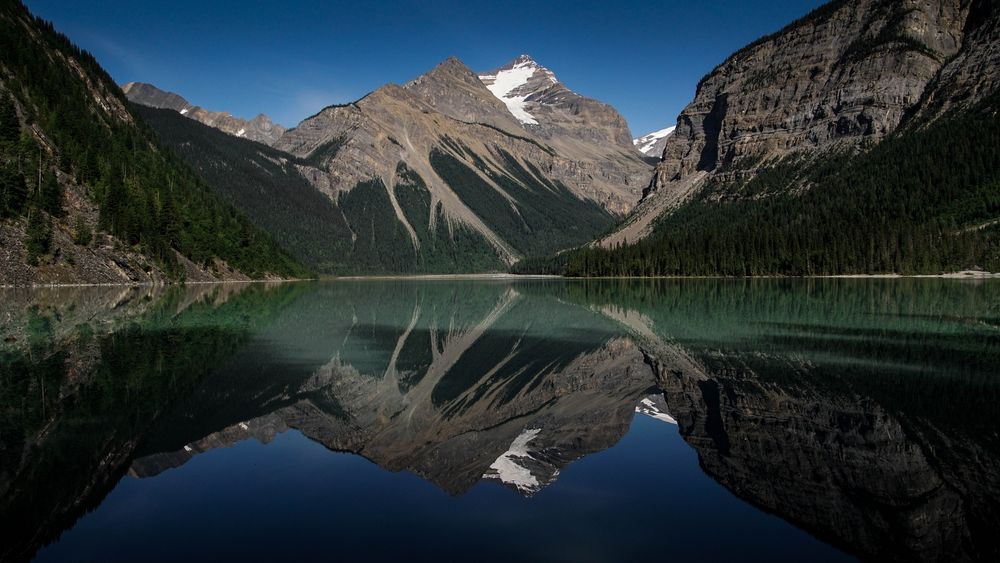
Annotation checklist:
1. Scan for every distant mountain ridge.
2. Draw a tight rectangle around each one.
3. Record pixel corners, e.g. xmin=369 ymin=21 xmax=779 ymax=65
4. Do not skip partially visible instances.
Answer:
xmin=122 ymin=82 xmax=286 ymax=146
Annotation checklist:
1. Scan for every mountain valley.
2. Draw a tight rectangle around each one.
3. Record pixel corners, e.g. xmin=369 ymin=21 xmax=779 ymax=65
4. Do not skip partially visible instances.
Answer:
xmin=3 ymin=2 xmax=1000 ymax=561
xmin=2 ymin=0 xmax=999 ymax=283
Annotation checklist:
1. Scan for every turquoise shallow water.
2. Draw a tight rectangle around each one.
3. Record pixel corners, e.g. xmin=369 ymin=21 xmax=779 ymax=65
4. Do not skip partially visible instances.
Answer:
xmin=2 ymin=279 xmax=998 ymax=562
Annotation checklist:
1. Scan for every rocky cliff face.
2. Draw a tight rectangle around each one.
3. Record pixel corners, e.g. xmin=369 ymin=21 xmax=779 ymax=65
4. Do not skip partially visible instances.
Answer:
xmin=123 ymin=82 xmax=286 ymax=146
xmin=916 ymin=0 xmax=1000 ymax=117
xmin=605 ymin=0 xmax=1000 ymax=246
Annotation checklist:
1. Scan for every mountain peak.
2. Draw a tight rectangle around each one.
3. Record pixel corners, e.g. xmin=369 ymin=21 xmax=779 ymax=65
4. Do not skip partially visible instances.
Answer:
xmin=404 ymin=56 xmax=493 ymax=103
xmin=121 ymin=82 xmax=192 ymax=113
xmin=400 ymin=57 xmax=525 ymax=133
xmin=477 ymin=56 xmax=560 ymax=125
xmin=421 ymin=56 xmax=477 ymax=81
xmin=491 ymin=54 xmax=556 ymax=78
xmin=437 ymin=55 xmax=470 ymax=70
xmin=476 ymin=55 xmax=635 ymax=150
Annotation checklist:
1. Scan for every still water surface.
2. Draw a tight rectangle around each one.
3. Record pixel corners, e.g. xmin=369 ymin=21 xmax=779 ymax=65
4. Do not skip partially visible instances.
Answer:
xmin=1 ymin=279 xmax=998 ymax=562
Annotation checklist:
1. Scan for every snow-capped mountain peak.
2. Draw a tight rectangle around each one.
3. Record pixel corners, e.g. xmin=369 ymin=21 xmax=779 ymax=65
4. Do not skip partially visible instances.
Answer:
xmin=478 ymin=55 xmax=559 ymax=125
xmin=633 ymin=126 xmax=676 ymax=156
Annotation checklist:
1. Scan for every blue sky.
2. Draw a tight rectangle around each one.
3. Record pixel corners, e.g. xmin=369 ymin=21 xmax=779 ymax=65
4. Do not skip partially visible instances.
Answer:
xmin=25 ymin=0 xmax=825 ymax=136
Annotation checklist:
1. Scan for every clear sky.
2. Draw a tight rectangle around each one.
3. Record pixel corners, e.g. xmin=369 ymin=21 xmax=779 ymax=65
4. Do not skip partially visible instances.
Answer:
xmin=24 ymin=0 xmax=825 ymax=137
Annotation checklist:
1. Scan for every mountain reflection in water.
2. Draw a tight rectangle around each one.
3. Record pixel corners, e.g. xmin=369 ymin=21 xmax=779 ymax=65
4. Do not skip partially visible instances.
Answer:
xmin=1 ymin=279 xmax=998 ymax=562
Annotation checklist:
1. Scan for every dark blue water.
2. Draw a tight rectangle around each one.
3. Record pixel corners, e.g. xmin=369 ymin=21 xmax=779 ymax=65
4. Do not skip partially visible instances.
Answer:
xmin=3 ymin=279 xmax=998 ymax=562
xmin=33 ymin=415 xmax=846 ymax=562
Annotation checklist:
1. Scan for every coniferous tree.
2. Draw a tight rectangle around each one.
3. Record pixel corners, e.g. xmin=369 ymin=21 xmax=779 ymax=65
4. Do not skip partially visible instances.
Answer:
xmin=25 ymin=209 xmax=51 ymax=263
xmin=0 ymin=92 xmax=27 ymax=216
xmin=73 ymin=216 xmax=92 ymax=246
xmin=158 ymin=194 xmax=180 ymax=246
xmin=0 ymin=163 xmax=27 ymax=217
xmin=0 ymin=92 xmax=19 ymax=144
xmin=39 ymin=168 xmax=63 ymax=217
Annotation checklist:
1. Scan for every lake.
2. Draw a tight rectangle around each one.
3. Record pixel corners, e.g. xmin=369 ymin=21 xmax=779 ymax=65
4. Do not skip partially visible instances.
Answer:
xmin=1 ymin=279 xmax=998 ymax=562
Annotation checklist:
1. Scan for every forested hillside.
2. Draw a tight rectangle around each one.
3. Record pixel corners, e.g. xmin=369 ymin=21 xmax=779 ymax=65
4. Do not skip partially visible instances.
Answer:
xmin=136 ymin=105 xmax=508 ymax=274
xmin=550 ymin=98 xmax=1000 ymax=276
xmin=134 ymin=105 xmax=354 ymax=273
xmin=0 ymin=1 xmax=304 ymax=284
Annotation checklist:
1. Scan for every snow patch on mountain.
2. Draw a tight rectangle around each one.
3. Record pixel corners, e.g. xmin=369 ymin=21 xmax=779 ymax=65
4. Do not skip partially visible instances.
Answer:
xmin=484 ymin=428 xmax=542 ymax=493
xmin=478 ymin=57 xmax=553 ymax=125
xmin=479 ymin=60 xmax=540 ymax=125
xmin=635 ymin=396 xmax=677 ymax=424
xmin=633 ymin=126 xmax=675 ymax=155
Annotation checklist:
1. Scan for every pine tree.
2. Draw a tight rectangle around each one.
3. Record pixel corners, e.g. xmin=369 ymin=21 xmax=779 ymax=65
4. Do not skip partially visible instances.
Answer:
xmin=39 ymin=168 xmax=63 ymax=216
xmin=0 ymin=164 xmax=27 ymax=217
xmin=73 ymin=216 xmax=92 ymax=246
xmin=0 ymin=92 xmax=18 ymax=144
xmin=25 ymin=209 xmax=51 ymax=264
xmin=159 ymin=194 xmax=180 ymax=246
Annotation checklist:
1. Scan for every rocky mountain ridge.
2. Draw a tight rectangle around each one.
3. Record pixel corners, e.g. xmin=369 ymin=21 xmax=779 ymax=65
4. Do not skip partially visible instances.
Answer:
xmin=122 ymin=82 xmax=286 ymax=146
